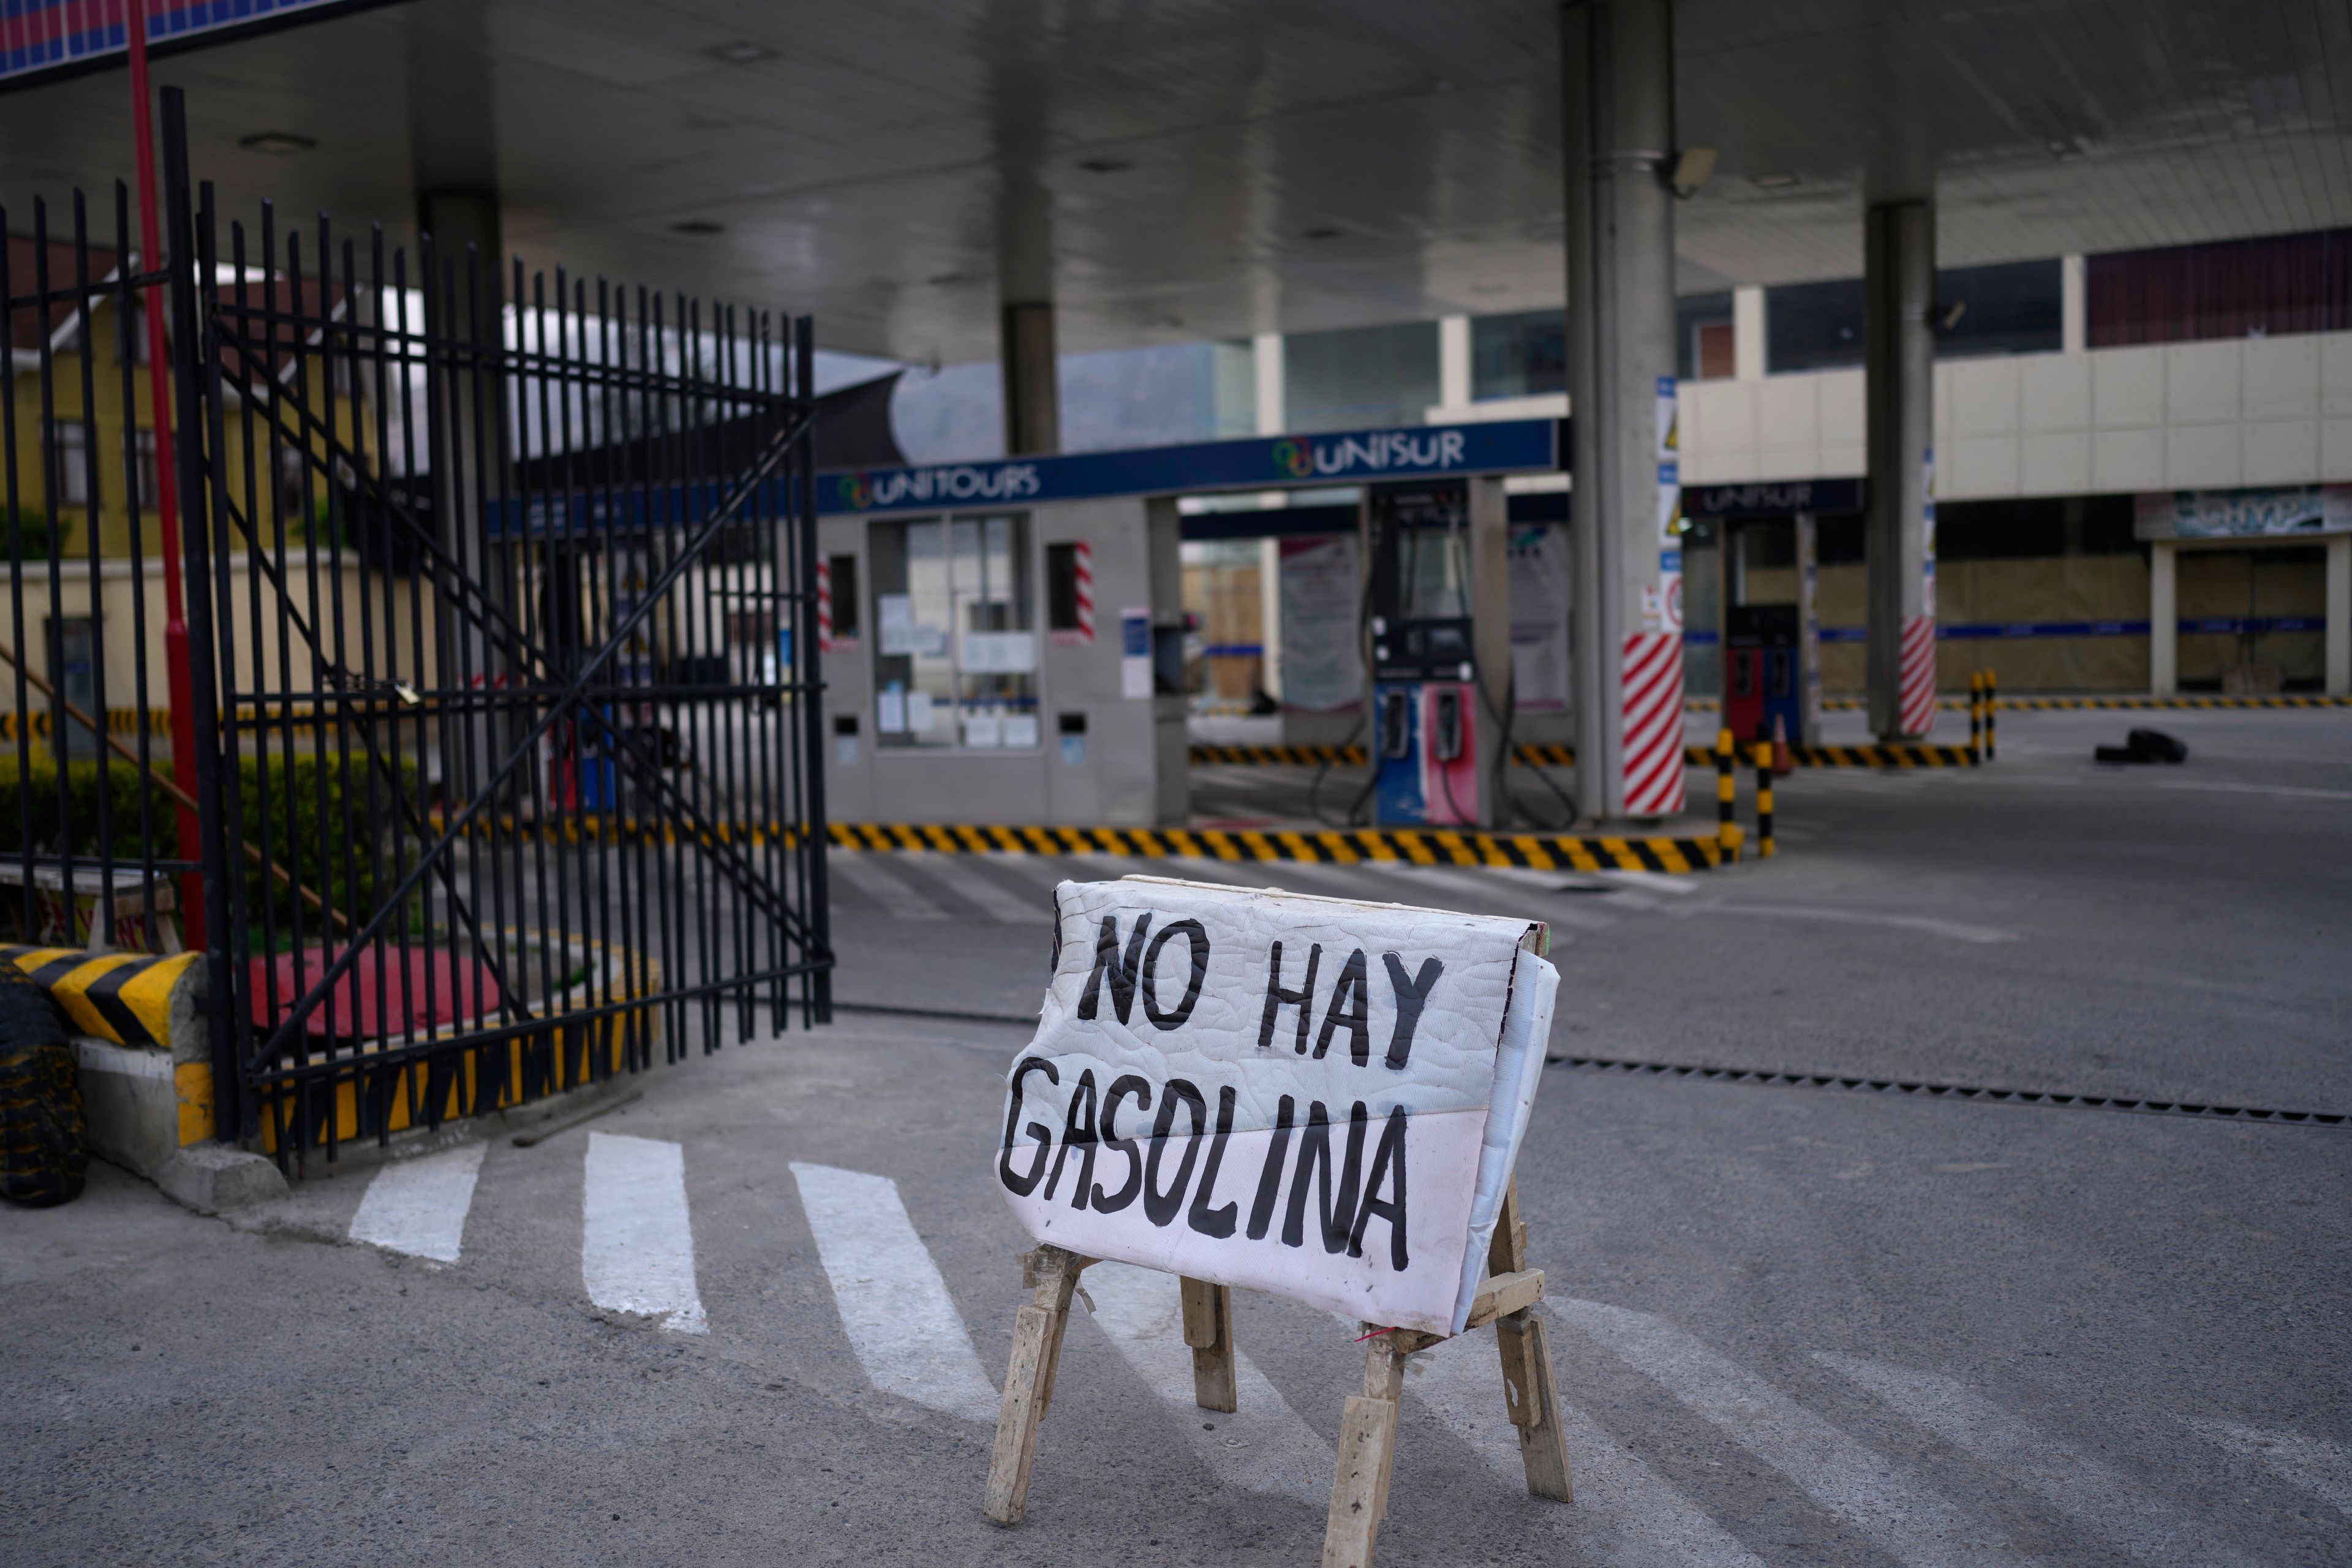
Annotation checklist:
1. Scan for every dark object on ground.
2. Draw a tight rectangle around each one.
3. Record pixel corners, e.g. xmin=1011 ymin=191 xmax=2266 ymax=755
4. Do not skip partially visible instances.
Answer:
xmin=1248 ymin=687 xmax=1281 ymax=716
xmin=0 ymin=963 xmax=84 ymax=1207
xmin=2095 ymin=728 xmax=2190 ymax=765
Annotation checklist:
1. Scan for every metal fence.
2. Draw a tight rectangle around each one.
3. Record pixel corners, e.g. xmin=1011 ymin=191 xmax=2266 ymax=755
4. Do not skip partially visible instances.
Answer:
xmin=0 ymin=88 xmax=832 ymax=1168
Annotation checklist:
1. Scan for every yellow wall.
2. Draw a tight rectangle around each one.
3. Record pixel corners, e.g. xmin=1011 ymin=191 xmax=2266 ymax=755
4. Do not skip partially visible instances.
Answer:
xmin=9 ymin=309 xmax=373 ymax=564
xmin=1745 ymin=555 xmax=2157 ymax=693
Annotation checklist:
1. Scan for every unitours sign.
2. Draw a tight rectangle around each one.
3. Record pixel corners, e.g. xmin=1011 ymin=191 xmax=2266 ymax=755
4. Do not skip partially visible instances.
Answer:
xmin=821 ymin=418 xmax=1558 ymax=516
xmin=1000 ymin=876 xmax=1557 ymax=1336
xmin=833 ymin=461 xmax=1043 ymax=513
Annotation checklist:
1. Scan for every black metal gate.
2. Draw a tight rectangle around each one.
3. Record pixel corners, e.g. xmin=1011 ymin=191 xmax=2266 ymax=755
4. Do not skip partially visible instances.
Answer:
xmin=153 ymin=94 xmax=832 ymax=1163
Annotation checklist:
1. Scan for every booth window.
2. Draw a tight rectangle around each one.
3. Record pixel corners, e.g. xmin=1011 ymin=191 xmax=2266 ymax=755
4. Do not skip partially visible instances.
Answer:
xmin=827 ymin=554 xmax=859 ymax=640
xmin=1045 ymin=543 xmax=1083 ymax=632
xmin=869 ymin=514 xmax=1039 ymax=750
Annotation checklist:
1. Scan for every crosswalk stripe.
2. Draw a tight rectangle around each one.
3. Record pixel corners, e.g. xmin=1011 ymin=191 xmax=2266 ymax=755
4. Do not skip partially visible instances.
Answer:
xmin=789 ymin=1162 xmax=1002 ymax=1422
xmin=894 ymin=850 xmax=1049 ymax=925
xmin=830 ymin=849 xmax=952 ymax=921
xmin=1411 ymin=1335 xmax=1766 ymax=1567
xmin=1820 ymin=1354 xmax=2263 ymax=1566
xmin=347 ymin=1140 xmax=485 ymax=1263
xmin=581 ymin=1131 xmax=707 ymax=1335
xmin=1081 ymin=1261 xmax=1333 ymax=1506
xmin=1553 ymin=1299 xmax=2002 ymax=1567
xmin=985 ymin=854 xmax=1084 ymax=894
xmin=2186 ymin=1419 xmax=2352 ymax=1520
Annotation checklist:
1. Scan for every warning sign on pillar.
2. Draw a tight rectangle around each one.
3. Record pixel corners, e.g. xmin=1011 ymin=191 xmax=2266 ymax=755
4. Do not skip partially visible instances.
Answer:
xmin=1120 ymin=607 xmax=1153 ymax=699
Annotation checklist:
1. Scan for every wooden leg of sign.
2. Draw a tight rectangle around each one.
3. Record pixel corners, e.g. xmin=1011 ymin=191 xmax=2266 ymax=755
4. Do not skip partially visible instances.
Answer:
xmin=1484 ymin=1178 xmax=1572 ymax=1502
xmin=984 ymin=1246 xmax=1090 ymax=1527
xmin=1180 ymin=1276 xmax=1238 ymax=1414
xmin=1496 ymin=1307 xmax=1572 ymax=1502
xmin=1322 ymin=1331 xmax=1410 ymax=1568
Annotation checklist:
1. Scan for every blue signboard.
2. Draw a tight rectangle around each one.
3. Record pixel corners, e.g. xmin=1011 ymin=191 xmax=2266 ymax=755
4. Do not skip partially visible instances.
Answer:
xmin=820 ymin=418 xmax=1561 ymax=518
xmin=1 ymin=0 xmax=380 ymax=88
xmin=1685 ymin=478 xmax=1866 ymax=518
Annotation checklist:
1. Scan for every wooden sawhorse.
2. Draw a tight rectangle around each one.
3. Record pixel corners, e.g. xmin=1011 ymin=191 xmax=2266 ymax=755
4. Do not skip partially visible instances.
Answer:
xmin=982 ymin=1180 xmax=1572 ymax=1565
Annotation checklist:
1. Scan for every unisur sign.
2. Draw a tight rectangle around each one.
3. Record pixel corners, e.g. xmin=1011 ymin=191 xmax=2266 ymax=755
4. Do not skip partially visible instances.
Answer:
xmin=821 ymin=420 xmax=1560 ymax=518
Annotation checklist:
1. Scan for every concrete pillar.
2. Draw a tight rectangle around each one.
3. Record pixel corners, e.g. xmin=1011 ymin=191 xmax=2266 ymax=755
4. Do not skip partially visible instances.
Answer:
xmin=1000 ymin=301 xmax=1060 ymax=456
xmin=408 ymin=0 xmax=510 ymax=794
xmin=2150 ymin=539 xmax=2178 ymax=696
xmin=1794 ymin=510 xmax=1823 ymax=744
xmin=1733 ymin=286 xmax=1765 ymax=382
xmin=1468 ymin=476 xmax=1512 ymax=826
xmin=1438 ymin=315 xmax=1472 ymax=411
xmin=1562 ymin=0 xmax=1684 ymax=822
xmin=1864 ymin=200 xmax=1937 ymax=741
xmin=2060 ymin=254 xmax=2087 ymax=355
xmin=2324 ymin=533 xmax=2349 ymax=695
xmin=1253 ymin=331 xmax=1286 ymax=437
xmin=1145 ymin=497 xmax=1188 ymax=823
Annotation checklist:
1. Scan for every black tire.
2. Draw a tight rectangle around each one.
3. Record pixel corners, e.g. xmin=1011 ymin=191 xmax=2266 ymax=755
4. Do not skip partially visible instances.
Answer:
xmin=0 ymin=965 xmax=84 ymax=1208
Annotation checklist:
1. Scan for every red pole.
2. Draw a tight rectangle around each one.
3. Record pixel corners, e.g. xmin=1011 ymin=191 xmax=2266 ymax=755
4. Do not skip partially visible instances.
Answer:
xmin=125 ymin=0 xmax=206 ymax=950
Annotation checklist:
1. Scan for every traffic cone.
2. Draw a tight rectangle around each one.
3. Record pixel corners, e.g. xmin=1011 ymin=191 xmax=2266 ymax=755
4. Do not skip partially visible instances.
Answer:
xmin=1772 ymin=713 xmax=1793 ymax=776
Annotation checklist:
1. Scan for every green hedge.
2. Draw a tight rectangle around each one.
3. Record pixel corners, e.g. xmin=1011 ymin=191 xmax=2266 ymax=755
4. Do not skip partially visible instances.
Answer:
xmin=0 ymin=753 xmax=420 ymax=928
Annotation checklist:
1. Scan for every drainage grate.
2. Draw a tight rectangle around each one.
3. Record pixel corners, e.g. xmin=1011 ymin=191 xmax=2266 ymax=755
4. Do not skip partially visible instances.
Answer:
xmin=1547 ymin=1054 xmax=2348 ymax=1128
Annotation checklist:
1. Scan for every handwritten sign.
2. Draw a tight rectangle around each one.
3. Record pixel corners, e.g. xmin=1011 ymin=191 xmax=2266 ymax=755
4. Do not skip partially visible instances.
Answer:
xmin=999 ymin=877 xmax=1557 ymax=1336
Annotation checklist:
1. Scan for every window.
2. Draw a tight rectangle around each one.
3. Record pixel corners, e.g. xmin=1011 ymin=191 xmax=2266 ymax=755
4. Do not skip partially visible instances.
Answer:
xmin=2088 ymin=228 xmax=2352 ymax=347
xmin=827 ymin=554 xmax=859 ymax=640
xmin=1766 ymin=279 xmax=1865 ymax=373
xmin=1471 ymin=311 xmax=1566 ymax=401
xmin=1936 ymin=260 xmax=2062 ymax=358
xmin=1044 ymin=543 xmax=1084 ymax=634
xmin=43 ymin=420 xmax=94 ymax=507
xmin=132 ymin=429 xmax=160 ymax=514
xmin=45 ymin=616 xmax=99 ymax=760
xmin=1677 ymin=292 xmax=1735 ymax=381
xmin=1286 ymin=322 xmax=1440 ymax=429
xmin=869 ymin=514 xmax=1038 ymax=750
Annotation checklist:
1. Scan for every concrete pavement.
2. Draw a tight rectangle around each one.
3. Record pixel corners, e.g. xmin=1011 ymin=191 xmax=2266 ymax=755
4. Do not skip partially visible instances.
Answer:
xmin=4 ymin=706 xmax=2348 ymax=1566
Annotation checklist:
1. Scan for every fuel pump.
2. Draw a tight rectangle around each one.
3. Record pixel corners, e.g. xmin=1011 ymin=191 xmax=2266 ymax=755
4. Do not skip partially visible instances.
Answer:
xmin=1367 ymin=481 xmax=1483 ymax=826
xmin=1724 ymin=602 xmax=1801 ymax=745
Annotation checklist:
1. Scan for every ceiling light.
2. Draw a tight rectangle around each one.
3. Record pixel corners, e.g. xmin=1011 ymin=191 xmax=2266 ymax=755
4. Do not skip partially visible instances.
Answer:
xmin=1078 ymin=157 xmax=1133 ymax=174
xmin=706 ymin=40 xmax=774 ymax=64
xmin=671 ymin=219 xmax=724 ymax=236
xmin=1749 ymin=172 xmax=1799 ymax=189
xmin=238 ymin=131 xmax=315 ymax=155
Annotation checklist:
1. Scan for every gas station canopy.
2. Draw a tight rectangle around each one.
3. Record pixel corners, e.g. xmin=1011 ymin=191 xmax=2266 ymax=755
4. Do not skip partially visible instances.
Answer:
xmin=0 ymin=1 xmax=2344 ymax=363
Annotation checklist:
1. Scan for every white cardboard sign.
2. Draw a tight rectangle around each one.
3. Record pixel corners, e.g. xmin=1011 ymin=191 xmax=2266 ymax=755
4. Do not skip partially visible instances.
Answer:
xmin=999 ymin=877 xmax=1557 ymax=1336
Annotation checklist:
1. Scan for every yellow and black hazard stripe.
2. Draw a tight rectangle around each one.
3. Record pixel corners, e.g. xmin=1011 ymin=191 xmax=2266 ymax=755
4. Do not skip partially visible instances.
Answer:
xmin=1790 ymin=743 xmax=1979 ymax=767
xmin=1984 ymin=694 xmax=2352 ymax=710
xmin=1188 ymin=744 xmax=1368 ymax=766
xmin=0 ymin=946 xmax=197 ymax=1049
xmin=829 ymin=820 xmax=1728 ymax=873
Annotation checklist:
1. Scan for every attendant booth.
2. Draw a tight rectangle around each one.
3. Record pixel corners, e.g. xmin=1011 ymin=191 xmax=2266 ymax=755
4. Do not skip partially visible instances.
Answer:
xmin=813 ymin=421 xmax=1561 ymax=826
xmin=1682 ymin=480 xmax=1865 ymax=747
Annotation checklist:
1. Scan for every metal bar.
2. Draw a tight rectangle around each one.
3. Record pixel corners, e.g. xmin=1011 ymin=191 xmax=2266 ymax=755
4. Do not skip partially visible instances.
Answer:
xmin=796 ymin=314 xmax=831 ymax=1026
xmin=162 ymin=91 xmax=245 ymax=1142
